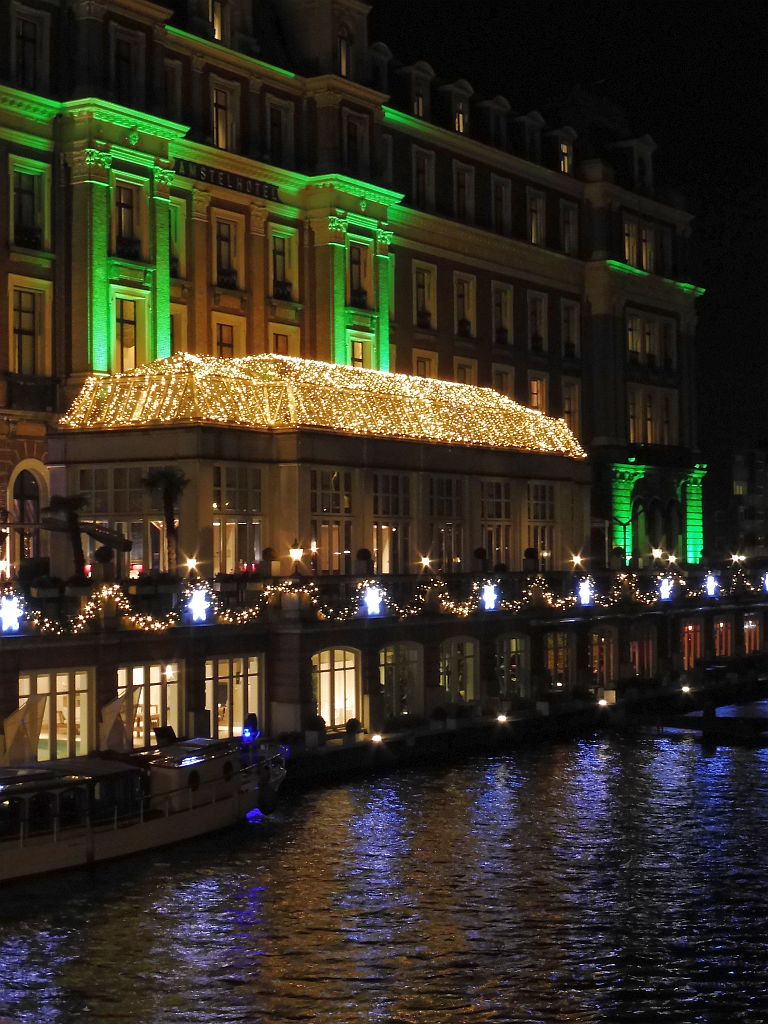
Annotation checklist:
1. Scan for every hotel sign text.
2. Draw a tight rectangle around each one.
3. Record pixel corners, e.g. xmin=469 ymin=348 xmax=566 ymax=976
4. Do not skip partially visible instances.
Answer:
xmin=174 ymin=160 xmax=280 ymax=201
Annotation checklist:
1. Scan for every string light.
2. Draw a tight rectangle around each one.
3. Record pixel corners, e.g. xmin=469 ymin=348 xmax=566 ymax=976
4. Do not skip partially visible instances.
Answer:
xmin=61 ymin=353 xmax=585 ymax=459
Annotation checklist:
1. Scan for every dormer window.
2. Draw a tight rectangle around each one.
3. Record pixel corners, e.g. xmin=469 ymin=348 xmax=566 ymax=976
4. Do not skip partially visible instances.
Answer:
xmin=209 ymin=0 xmax=228 ymax=43
xmin=559 ymin=141 xmax=572 ymax=174
xmin=454 ymin=101 xmax=466 ymax=134
xmin=413 ymin=91 xmax=424 ymax=118
xmin=338 ymin=26 xmax=352 ymax=78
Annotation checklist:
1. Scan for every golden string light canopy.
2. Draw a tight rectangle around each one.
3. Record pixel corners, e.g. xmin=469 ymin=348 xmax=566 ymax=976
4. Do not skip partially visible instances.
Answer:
xmin=61 ymin=353 xmax=586 ymax=459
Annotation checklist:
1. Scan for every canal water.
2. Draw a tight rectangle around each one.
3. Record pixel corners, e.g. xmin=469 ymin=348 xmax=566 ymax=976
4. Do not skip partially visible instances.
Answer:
xmin=3 ymin=729 xmax=768 ymax=1024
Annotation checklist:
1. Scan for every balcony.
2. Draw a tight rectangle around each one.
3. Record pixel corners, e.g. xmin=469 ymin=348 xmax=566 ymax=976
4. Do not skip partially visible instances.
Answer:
xmin=273 ymin=279 xmax=293 ymax=302
xmin=216 ymin=268 xmax=239 ymax=290
xmin=14 ymin=225 xmax=42 ymax=250
xmin=350 ymin=287 xmax=368 ymax=309
xmin=563 ymin=341 xmax=578 ymax=360
xmin=416 ymin=308 xmax=432 ymax=330
xmin=4 ymin=373 xmax=56 ymax=412
xmin=115 ymin=236 xmax=141 ymax=261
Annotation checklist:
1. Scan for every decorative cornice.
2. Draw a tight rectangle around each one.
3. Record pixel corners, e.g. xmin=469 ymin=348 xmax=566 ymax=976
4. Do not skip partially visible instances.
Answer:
xmin=307 ymin=173 xmax=403 ymax=209
xmin=0 ymin=85 xmax=60 ymax=125
xmin=61 ymin=98 xmax=189 ymax=143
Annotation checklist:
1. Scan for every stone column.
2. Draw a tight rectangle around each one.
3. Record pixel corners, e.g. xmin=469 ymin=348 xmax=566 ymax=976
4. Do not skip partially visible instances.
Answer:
xmin=190 ymin=189 xmax=211 ymax=354
xmin=248 ymin=203 xmax=268 ymax=352
xmin=610 ymin=462 xmax=646 ymax=564
xmin=309 ymin=213 xmax=348 ymax=364
xmin=374 ymin=224 xmax=392 ymax=372
xmin=151 ymin=163 xmax=174 ymax=360
xmin=681 ymin=465 xmax=706 ymax=566
xmin=67 ymin=147 xmax=112 ymax=376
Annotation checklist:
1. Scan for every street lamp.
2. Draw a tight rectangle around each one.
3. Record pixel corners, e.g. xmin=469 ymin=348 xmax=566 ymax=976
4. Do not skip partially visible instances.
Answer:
xmin=289 ymin=538 xmax=304 ymax=575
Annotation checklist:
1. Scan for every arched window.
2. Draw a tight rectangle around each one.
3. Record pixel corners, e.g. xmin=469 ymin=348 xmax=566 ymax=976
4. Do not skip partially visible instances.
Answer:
xmin=311 ymin=648 xmax=359 ymax=728
xmin=439 ymin=637 xmax=478 ymax=702
xmin=337 ymin=26 xmax=352 ymax=78
xmin=379 ymin=643 xmax=423 ymax=720
xmin=13 ymin=469 xmax=40 ymax=561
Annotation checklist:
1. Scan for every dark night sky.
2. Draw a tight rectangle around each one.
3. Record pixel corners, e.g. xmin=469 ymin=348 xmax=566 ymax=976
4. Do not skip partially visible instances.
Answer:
xmin=368 ymin=1 xmax=768 ymax=457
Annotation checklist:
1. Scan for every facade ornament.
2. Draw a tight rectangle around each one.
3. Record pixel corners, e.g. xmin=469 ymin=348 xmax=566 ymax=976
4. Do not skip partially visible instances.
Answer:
xmin=328 ymin=214 xmax=348 ymax=237
xmin=71 ymin=0 xmax=106 ymax=19
xmin=66 ymin=147 xmax=112 ymax=183
xmin=126 ymin=126 xmax=140 ymax=146
xmin=249 ymin=203 xmax=269 ymax=235
xmin=191 ymin=189 xmax=212 ymax=221
xmin=376 ymin=225 xmax=393 ymax=250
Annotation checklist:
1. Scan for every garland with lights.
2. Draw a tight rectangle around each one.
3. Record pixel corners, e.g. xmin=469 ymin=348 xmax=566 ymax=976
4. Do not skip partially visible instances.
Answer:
xmin=3 ymin=569 xmax=768 ymax=640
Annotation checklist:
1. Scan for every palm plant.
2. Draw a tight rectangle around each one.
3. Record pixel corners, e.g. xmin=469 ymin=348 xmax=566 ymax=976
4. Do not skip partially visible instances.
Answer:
xmin=45 ymin=494 xmax=88 ymax=580
xmin=142 ymin=467 xmax=189 ymax=574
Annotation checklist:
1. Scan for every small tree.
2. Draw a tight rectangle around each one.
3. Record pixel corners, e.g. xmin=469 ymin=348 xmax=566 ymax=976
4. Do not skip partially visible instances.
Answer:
xmin=45 ymin=494 xmax=88 ymax=580
xmin=142 ymin=467 xmax=189 ymax=575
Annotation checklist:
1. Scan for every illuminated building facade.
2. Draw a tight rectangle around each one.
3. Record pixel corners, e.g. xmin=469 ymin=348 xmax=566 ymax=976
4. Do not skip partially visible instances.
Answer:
xmin=0 ymin=0 xmax=720 ymax=756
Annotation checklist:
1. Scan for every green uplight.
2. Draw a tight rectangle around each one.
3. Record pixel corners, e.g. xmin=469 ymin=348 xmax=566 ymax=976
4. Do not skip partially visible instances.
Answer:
xmin=165 ymin=26 xmax=295 ymax=79
xmin=611 ymin=462 xmax=646 ymax=563
xmin=683 ymin=465 xmax=707 ymax=565
xmin=605 ymin=259 xmax=705 ymax=296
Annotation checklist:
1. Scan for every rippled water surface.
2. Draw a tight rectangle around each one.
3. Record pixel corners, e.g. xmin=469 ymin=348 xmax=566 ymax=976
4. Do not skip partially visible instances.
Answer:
xmin=3 ymin=734 xmax=768 ymax=1024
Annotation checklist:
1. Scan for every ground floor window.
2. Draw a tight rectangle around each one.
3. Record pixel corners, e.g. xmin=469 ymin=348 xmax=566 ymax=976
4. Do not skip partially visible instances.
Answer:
xmin=681 ymin=622 xmax=702 ymax=672
xmin=439 ymin=637 xmax=478 ymax=702
xmin=311 ymin=520 xmax=352 ymax=574
xmin=205 ymin=656 xmax=263 ymax=738
xmin=495 ymin=635 xmax=529 ymax=700
xmin=544 ymin=631 xmax=572 ymax=689
xmin=379 ymin=643 xmax=423 ymax=720
xmin=744 ymin=615 xmax=762 ymax=655
xmin=372 ymin=522 xmax=410 ymax=574
xmin=311 ymin=648 xmax=359 ymax=728
xmin=431 ymin=522 xmax=463 ymax=572
xmin=714 ymin=619 xmax=733 ymax=658
xmin=482 ymin=523 xmax=515 ymax=570
xmin=117 ymin=662 xmax=181 ymax=748
xmin=18 ymin=669 xmax=91 ymax=761
xmin=589 ymin=630 xmax=616 ymax=687
xmin=629 ymin=626 xmax=656 ymax=678
xmin=212 ymin=519 xmax=262 ymax=574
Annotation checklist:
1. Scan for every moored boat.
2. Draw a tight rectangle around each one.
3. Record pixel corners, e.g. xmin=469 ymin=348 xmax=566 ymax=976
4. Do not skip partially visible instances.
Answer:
xmin=0 ymin=736 xmax=286 ymax=883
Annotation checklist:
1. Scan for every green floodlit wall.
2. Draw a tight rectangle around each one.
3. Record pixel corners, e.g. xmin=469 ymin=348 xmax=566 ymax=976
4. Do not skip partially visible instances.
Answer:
xmin=610 ymin=462 xmax=646 ymax=561
xmin=90 ymin=181 xmax=111 ymax=373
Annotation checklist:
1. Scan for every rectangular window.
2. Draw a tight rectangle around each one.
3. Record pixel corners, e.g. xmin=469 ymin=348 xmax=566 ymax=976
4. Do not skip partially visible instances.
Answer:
xmin=413 ymin=262 xmax=436 ymax=329
xmin=528 ymin=483 xmax=556 ymax=567
xmin=454 ymin=275 xmax=474 ymax=337
xmin=527 ymin=292 xmax=547 ymax=352
xmin=491 ymin=176 xmax=511 ymax=234
xmin=413 ymin=91 xmax=424 ymax=118
xmin=412 ymin=148 xmax=434 ymax=210
xmin=453 ymin=164 xmax=474 ymax=223
xmin=164 ymin=60 xmax=182 ymax=121
xmin=628 ymin=390 xmax=639 ymax=443
xmin=168 ymin=199 xmax=186 ymax=278
xmin=559 ymin=140 xmax=572 ymax=174
xmin=528 ymin=374 xmax=547 ymax=413
xmin=13 ymin=288 xmax=37 ymax=376
xmin=215 ymin=219 xmax=237 ymax=289
xmin=480 ymin=479 xmax=512 ymax=520
xmin=115 ymin=185 xmax=140 ymax=260
xmin=114 ymin=35 xmax=133 ymax=104
xmin=454 ymin=360 xmax=476 ymax=385
xmin=623 ymin=218 xmax=638 ymax=265
xmin=349 ymin=244 xmax=368 ymax=308
xmin=644 ymin=393 xmax=655 ymax=444
xmin=527 ymin=189 xmax=545 ymax=245
xmin=413 ymin=350 xmax=435 ymax=378
xmin=13 ymin=171 xmax=39 ymax=248
xmin=493 ymin=284 xmax=513 ymax=345
xmin=210 ymin=0 xmax=225 ymax=41
xmin=116 ymin=298 xmax=137 ymax=372
xmin=662 ymin=321 xmax=677 ymax=370
xmin=492 ymin=366 xmax=513 ymax=397
xmin=272 ymin=235 xmax=288 ymax=296
xmin=643 ymin=319 xmax=659 ymax=368
xmin=562 ymin=379 xmax=580 ymax=436
xmin=212 ymin=84 xmax=236 ymax=150
xmin=561 ymin=300 xmax=580 ymax=358
xmin=454 ymin=101 xmax=466 ymax=134
xmin=15 ymin=14 xmax=39 ymax=90
xmin=19 ymin=669 xmax=91 ymax=762
xmin=205 ymin=656 xmax=262 ymax=740
xmin=216 ymin=322 xmax=234 ymax=357
xmin=272 ymin=332 xmax=289 ymax=355
xmin=560 ymin=200 xmax=578 ymax=256
xmin=641 ymin=225 xmax=655 ymax=272
xmin=627 ymin=315 xmax=642 ymax=364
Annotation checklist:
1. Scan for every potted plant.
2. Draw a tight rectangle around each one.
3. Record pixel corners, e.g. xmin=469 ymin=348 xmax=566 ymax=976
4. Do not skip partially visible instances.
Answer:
xmin=344 ymin=717 xmax=364 ymax=744
xmin=304 ymin=713 xmax=326 ymax=749
xmin=142 ymin=467 xmax=189 ymax=575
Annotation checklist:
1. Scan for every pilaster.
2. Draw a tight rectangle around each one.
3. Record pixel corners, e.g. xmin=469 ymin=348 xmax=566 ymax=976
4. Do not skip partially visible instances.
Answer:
xmin=248 ymin=203 xmax=269 ymax=352
xmin=151 ymin=163 xmax=174 ymax=360
xmin=190 ymin=189 xmax=211 ymax=354
xmin=374 ymin=224 xmax=392 ymax=372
